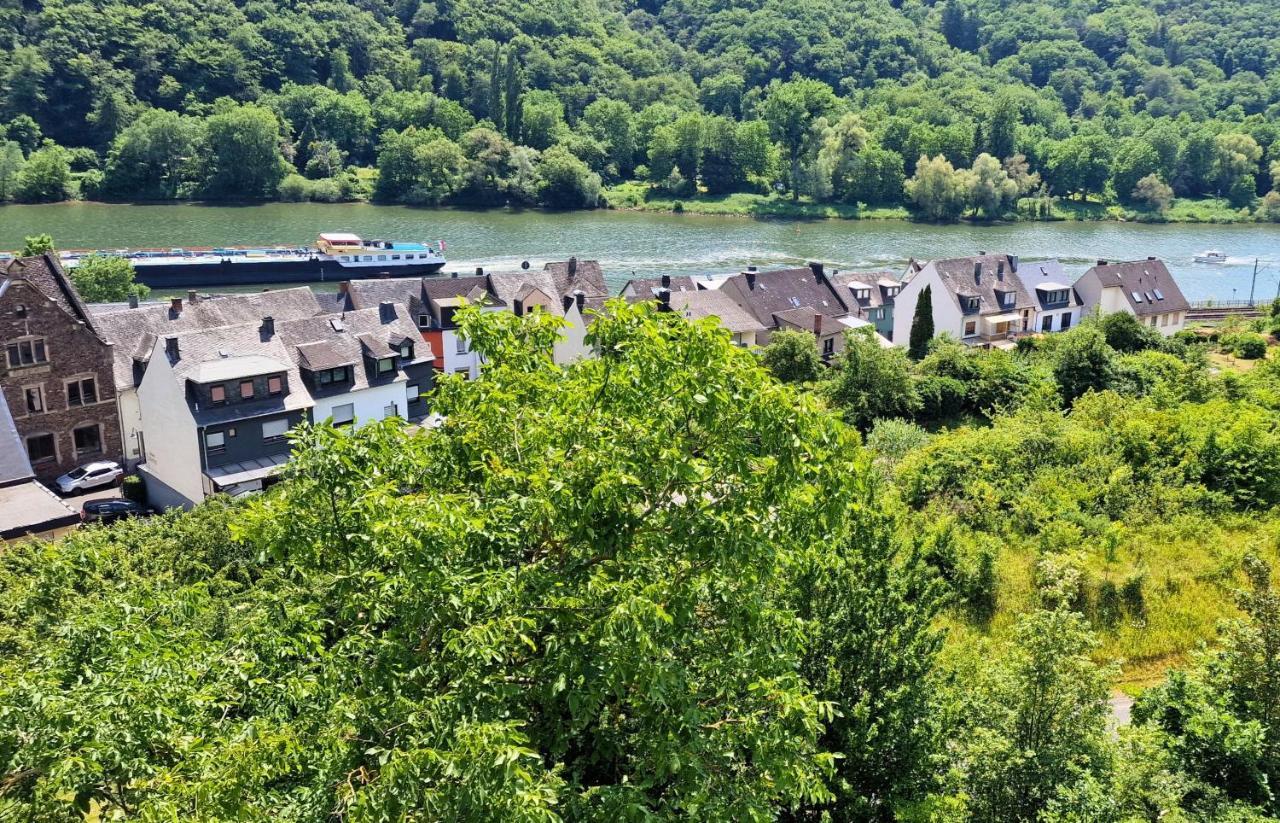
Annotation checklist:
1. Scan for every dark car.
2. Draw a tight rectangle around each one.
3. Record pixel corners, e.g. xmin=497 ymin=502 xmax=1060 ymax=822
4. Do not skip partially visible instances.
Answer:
xmin=81 ymin=498 xmax=147 ymax=524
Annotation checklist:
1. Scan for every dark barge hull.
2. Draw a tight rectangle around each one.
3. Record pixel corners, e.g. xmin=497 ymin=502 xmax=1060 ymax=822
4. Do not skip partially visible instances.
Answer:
xmin=127 ymin=257 xmax=445 ymax=288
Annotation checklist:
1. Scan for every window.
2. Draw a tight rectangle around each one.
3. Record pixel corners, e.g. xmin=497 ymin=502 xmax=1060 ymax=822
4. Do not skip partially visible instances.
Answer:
xmin=66 ymin=377 xmax=98 ymax=407
xmin=331 ymin=403 xmax=355 ymax=426
xmin=407 ymin=383 xmax=421 ymax=404
xmin=1150 ymin=315 xmax=1158 ymax=327
xmin=73 ymin=424 xmax=101 ymax=455
xmin=1060 ymin=312 xmax=1072 ymax=330
xmin=391 ymin=254 xmax=401 ymax=260
xmin=455 ymin=367 xmax=471 ymax=380
xmin=6 ymin=338 xmax=47 ymax=368
xmin=262 ymin=418 xmax=288 ymax=441
xmin=383 ymin=403 xmax=397 ymax=418
xmin=268 ymin=375 xmax=283 ymax=395
xmin=822 ymin=337 xmax=835 ymax=356
xmin=456 ymin=336 xmax=468 ymax=354
xmin=400 ymin=342 xmax=413 ymax=359
xmin=377 ymin=357 xmax=395 ymax=374
xmin=964 ymin=320 xmax=977 ymax=337
xmin=24 ymin=386 xmax=44 ymax=414
xmin=318 ymin=367 xmax=348 ymax=385
xmin=362 ymin=255 xmax=372 ymax=262
xmin=26 ymin=433 xmax=55 ymax=463
xmin=210 ymin=384 xmax=226 ymax=403
xmin=417 ymin=314 xmax=430 ymax=329
xmin=377 ymin=254 xmax=387 ymax=261
xmin=240 ymin=380 xmax=255 ymax=399
xmin=339 ymin=256 xmax=349 ymax=262
xmin=1041 ymin=314 xmax=1053 ymax=332
xmin=1160 ymin=313 xmax=1169 ymax=327
xmin=206 ymin=431 xmax=226 ymax=452
xmin=966 ymin=297 xmax=979 ymax=311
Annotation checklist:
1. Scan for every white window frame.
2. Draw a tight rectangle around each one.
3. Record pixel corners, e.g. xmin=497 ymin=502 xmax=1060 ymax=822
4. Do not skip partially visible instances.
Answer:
xmin=331 ymin=403 xmax=355 ymax=426
xmin=206 ymin=431 xmax=226 ymax=451
xmin=262 ymin=418 xmax=289 ymax=441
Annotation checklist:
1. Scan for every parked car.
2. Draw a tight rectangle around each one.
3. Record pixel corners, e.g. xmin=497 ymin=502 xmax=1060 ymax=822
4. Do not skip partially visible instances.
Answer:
xmin=81 ymin=498 xmax=148 ymax=524
xmin=54 ymin=460 xmax=124 ymax=495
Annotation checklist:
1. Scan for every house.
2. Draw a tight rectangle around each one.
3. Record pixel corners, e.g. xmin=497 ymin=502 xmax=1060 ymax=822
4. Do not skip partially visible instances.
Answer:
xmin=718 ymin=263 xmax=852 ymax=358
xmin=0 ymin=254 xmax=123 ymax=482
xmin=135 ymin=319 xmax=315 ymax=508
xmin=654 ymin=288 xmax=768 ymax=347
xmin=338 ymin=258 xmax=610 ymax=373
xmin=1018 ymin=259 xmax=1083 ymax=334
xmin=0 ymin=390 xmax=79 ymax=542
xmin=831 ymin=271 xmax=902 ymax=341
xmin=276 ymin=302 xmax=435 ymax=427
xmin=92 ymin=288 xmax=324 ymax=466
xmin=892 ymin=254 xmax=1037 ymax=349
xmin=1073 ymin=258 xmax=1190 ymax=336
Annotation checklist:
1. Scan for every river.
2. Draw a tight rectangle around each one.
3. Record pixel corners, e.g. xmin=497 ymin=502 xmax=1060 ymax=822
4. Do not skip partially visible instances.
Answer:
xmin=2 ymin=202 xmax=1278 ymax=302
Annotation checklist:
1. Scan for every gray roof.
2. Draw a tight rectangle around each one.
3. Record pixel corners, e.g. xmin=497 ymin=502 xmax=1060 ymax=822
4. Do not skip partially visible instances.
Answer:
xmin=2 ymin=254 xmax=105 ymax=339
xmin=0 ymin=480 xmax=80 ymax=540
xmin=832 ymin=270 xmax=902 ymax=310
xmin=622 ymin=275 xmax=700 ymax=298
xmin=1017 ymin=259 xmax=1084 ymax=310
xmin=668 ymin=290 xmax=767 ymax=335
xmin=275 ymin=304 xmax=433 ymax=395
xmin=1081 ymin=258 xmax=1189 ymax=316
xmin=915 ymin=254 xmax=1036 ymax=315
xmin=0 ymin=390 xmax=34 ymax=486
xmin=718 ymin=266 xmax=851 ymax=330
xmin=93 ymin=288 xmax=324 ymax=390
xmin=541 ymin=259 xmax=608 ymax=298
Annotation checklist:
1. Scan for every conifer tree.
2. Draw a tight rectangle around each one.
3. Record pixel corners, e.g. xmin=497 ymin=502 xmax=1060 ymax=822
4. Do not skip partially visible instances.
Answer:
xmin=489 ymin=44 xmax=503 ymax=128
xmin=908 ymin=284 xmax=934 ymax=360
xmin=504 ymin=50 xmax=523 ymax=141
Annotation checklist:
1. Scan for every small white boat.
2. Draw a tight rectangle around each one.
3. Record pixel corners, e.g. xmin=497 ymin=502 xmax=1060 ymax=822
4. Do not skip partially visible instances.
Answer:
xmin=1194 ymin=250 xmax=1228 ymax=264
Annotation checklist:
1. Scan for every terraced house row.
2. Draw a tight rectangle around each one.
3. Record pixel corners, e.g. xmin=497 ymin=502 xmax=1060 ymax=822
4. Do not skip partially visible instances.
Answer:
xmin=1 ymin=251 xmax=1187 ymax=520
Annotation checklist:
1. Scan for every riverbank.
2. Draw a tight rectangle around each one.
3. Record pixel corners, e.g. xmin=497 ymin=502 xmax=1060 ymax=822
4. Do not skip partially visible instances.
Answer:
xmin=602 ymin=182 xmax=1263 ymax=224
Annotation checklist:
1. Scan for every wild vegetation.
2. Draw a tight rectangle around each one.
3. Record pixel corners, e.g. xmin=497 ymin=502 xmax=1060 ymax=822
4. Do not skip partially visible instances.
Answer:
xmin=6 ymin=303 xmax=1280 ymax=819
xmin=1 ymin=0 xmax=1280 ymax=220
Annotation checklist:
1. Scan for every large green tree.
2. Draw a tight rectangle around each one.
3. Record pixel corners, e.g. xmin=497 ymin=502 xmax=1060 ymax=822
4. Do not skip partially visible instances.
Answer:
xmin=200 ymin=104 xmax=290 ymax=199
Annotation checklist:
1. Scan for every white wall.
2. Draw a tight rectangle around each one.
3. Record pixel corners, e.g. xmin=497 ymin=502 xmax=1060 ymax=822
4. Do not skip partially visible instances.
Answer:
xmin=892 ymin=269 xmax=963 ymax=346
xmin=118 ymin=387 xmax=144 ymax=463
xmin=1032 ymin=307 xmax=1081 ymax=333
xmin=554 ymin=303 xmax=591 ymax=364
xmin=312 ymin=380 xmax=409 ymax=427
xmin=136 ymin=340 xmax=202 ymax=507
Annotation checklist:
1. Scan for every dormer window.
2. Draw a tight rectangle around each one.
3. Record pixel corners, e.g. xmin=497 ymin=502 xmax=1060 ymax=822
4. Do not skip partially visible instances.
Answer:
xmin=377 ymin=357 xmax=395 ymax=374
xmin=417 ymin=314 xmax=431 ymax=329
xmin=399 ymin=342 xmax=413 ymax=359
xmin=966 ymin=297 xmax=979 ymax=310
xmin=317 ymin=366 xmax=349 ymax=385
xmin=210 ymin=385 xmax=226 ymax=404
xmin=268 ymin=375 xmax=283 ymax=395
xmin=240 ymin=380 xmax=255 ymax=400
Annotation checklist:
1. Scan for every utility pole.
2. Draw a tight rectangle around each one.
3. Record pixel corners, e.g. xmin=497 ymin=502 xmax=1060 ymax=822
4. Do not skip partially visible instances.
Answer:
xmin=1249 ymin=258 xmax=1258 ymax=307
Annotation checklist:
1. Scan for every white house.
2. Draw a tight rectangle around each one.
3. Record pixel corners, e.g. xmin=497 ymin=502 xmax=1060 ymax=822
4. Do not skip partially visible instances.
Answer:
xmin=892 ymin=254 xmax=1036 ymax=349
xmin=1072 ymin=258 xmax=1190 ymax=336
xmin=1016 ymin=259 xmax=1084 ymax=334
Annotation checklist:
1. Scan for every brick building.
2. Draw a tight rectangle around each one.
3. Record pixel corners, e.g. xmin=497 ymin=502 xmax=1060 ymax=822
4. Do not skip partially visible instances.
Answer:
xmin=0 ymin=254 xmax=123 ymax=482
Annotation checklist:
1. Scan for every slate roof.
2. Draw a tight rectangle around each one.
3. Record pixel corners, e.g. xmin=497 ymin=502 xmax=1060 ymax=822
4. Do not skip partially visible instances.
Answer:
xmin=1017 ymin=259 xmax=1084 ymax=310
xmin=93 ymin=288 xmax=324 ymax=390
xmin=1082 ymin=258 xmax=1189 ymax=316
xmin=916 ymin=254 xmax=1036 ymax=315
xmin=831 ymin=270 xmax=902 ymax=311
xmin=0 ymin=390 xmax=34 ymax=486
xmin=667 ymin=290 xmax=767 ymax=335
xmin=622 ymin=275 xmax=700 ymax=298
xmin=1 ymin=254 xmax=105 ymax=339
xmin=275 ymin=304 xmax=433 ymax=395
xmin=718 ymin=266 xmax=851 ymax=330
xmin=541 ymin=258 xmax=608 ymax=298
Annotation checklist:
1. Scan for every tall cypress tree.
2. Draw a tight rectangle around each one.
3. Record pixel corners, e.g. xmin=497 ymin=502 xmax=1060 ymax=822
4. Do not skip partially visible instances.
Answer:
xmin=489 ymin=44 xmax=503 ymax=128
xmin=908 ymin=284 xmax=934 ymax=360
xmin=503 ymin=50 xmax=522 ymax=141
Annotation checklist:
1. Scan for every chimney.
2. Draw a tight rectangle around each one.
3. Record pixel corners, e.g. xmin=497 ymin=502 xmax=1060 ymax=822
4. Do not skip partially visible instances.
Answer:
xmin=475 ymin=266 xmax=484 ymax=276
xmin=562 ymin=294 xmax=574 ymax=312
xmin=165 ymin=336 xmax=179 ymax=361
xmin=128 ymin=293 xmax=139 ymax=309
xmin=997 ymin=261 xmax=1005 ymax=281
xmin=574 ymin=289 xmax=585 ymax=311
xmin=1147 ymin=256 xmax=1157 ymax=261
xmin=169 ymin=297 xmax=182 ymax=314
xmin=568 ymin=257 xmax=578 ymax=277
xmin=451 ymin=271 xmax=458 ymax=279
xmin=657 ymin=287 xmax=671 ymax=310
xmin=261 ymin=315 xmax=275 ymax=338
xmin=746 ymin=270 xmax=757 ymax=290
xmin=660 ymin=273 xmax=671 ymax=288
xmin=809 ymin=261 xmax=825 ymax=281
xmin=187 ymin=289 xmax=198 ymax=304
xmin=379 ymin=301 xmax=395 ymax=323
xmin=973 ymin=261 xmax=982 ymax=284
xmin=338 ymin=281 xmax=350 ymax=294
xmin=1097 ymin=259 xmax=1108 ymax=267
xmin=814 ymin=313 xmax=823 ymax=336
xmin=1009 ymin=255 xmax=1019 ymax=273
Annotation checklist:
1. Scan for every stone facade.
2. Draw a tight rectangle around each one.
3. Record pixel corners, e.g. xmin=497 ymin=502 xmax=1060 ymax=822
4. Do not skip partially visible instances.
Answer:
xmin=0 ymin=255 xmax=122 ymax=482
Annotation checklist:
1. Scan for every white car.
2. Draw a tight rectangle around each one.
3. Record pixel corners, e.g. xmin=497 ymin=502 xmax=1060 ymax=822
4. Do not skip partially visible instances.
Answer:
xmin=55 ymin=460 xmax=124 ymax=495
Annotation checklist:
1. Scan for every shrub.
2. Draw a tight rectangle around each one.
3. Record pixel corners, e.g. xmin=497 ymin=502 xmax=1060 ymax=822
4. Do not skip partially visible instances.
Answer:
xmin=277 ymin=173 xmax=311 ymax=201
xmin=121 ymin=474 xmax=146 ymax=504
xmin=309 ymin=177 xmax=342 ymax=202
xmin=1225 ymin=332 xmax=1267 ymax=360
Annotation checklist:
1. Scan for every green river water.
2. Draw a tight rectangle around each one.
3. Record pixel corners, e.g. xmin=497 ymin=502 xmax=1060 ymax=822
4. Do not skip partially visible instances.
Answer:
xmin=2 ymin=201 xmax=1278 ymax=302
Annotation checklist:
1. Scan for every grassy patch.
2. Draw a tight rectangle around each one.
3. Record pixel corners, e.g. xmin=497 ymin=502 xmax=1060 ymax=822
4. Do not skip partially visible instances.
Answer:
xmin=602 ymin=182 xmax=910 ymax=219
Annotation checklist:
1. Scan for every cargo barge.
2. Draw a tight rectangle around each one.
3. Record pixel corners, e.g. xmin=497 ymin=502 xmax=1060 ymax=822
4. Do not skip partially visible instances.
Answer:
xmin=59 ymin=232 xmax=447 ymax=288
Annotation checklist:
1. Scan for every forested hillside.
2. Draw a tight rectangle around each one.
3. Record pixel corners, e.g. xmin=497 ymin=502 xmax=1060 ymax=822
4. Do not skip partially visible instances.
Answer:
xmin=1 ymin=0 xmax=1279 ymax=219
